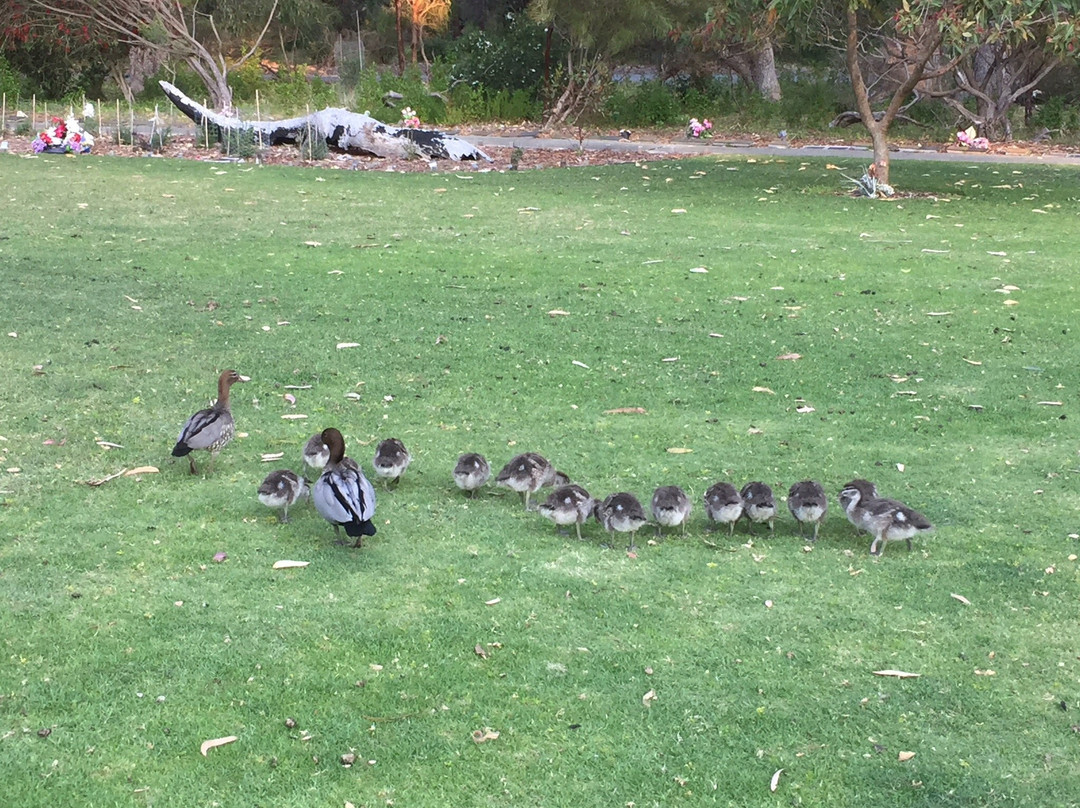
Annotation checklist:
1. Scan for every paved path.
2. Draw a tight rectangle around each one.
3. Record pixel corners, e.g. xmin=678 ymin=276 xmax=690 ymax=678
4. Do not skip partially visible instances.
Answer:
xmin=467 ymin=132 xmax=1080 ymax=167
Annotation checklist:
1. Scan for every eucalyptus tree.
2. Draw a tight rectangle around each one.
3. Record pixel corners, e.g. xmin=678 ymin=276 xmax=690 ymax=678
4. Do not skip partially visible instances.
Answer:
xmin=528 ymin=0 xmax=675 ymax=128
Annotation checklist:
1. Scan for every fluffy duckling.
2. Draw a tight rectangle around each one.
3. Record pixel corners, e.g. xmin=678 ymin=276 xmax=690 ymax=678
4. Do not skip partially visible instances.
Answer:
xmin=495 ymin=452 xmax=556 ymax=510
xmin=862 ymin=496 xmax=934 ymax=556
xmin=596 ymin=492 xmax=649 ymax=551
xmin=312 ymin=427 xmax=377 ymax=547
xmin=537 ymin=484 xmax=595 ymax=541
xmin=704 ymin=482 xmax=743 ymax=536
xmin=452 ymin=452 xmax=491 ymax=497
xmin=651 ymin=485 xmax=692 ymax=538
xmin=838 ymin=479 xmax=879 ymax=535
xmin=787 ymin=480 xmax=828 ymax=541
xmin=740 ymin=481 xmax=776 ymax=533
xmin=302 ymin=433 xmax=330 ymax=477
xmin=373 ymin=437 xmax=411 ymax=488
xmin=172 ymin=369 xmax=248 ymax=474
xmin=257 ymin=469 xmax=308 ymax=523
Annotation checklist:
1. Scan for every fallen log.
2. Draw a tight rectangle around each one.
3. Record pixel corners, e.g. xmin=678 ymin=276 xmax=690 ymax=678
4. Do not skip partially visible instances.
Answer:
xmin=159 ymin=80 xmax=491 ymax=162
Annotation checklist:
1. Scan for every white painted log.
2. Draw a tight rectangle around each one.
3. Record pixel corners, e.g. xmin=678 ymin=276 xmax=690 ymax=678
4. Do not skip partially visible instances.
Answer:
xmin=159 ymin=80 xmax=491 ymax=162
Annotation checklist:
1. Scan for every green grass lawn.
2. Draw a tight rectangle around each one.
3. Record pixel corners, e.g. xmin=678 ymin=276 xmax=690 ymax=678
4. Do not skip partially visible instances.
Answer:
xmin=1 ymin=151 xmax=1078 ymax=807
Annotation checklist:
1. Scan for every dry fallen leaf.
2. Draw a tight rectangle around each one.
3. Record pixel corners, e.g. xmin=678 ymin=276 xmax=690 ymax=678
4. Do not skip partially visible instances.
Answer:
xmin=471 ymin=728 xmax=500 ymax=743
xmin=337 ymin=342 xmax=360 ymax=350
xmin=261 ymin=452 xmax=285 ymax=462
xmin=124 ymin=466 xmax=159 ymax=476
xmin=776 ymin=353 xmax=802 ymax=361
xmin=752 ymin=386 xmax=776 ymax=395
xmin=474 ymin=644 xmax=488 ymax=659
xmin=873 ymin=670 xmax=920 ymax=679
xmin=485 ymin=597 xmax=501 ymax=606
xmin=795 ymin=405 xmax=816 ymax=414
xmin=200 ymin=735 xmax=238 ymax=756
xmin=666 ymin=447 xmax=693 ymax=454
xmin=898 ymin=751 xmax=916 ymax=762
xmin=974 ymin=669 xmax=996 ymax=676
xmin=272 ymin=560 xmax=310 ymax=569
xmin=547 ymin=309 xmax=570 ymax=317
xmin=604 ymin=407 xmax=647 ymax=415
xmin=770 ymin=769 xmax=783 ymax=792
xmin=950 ymin=593 xmax=971 ymax=606
xmin=642 ymin=689 xmax=657 ymax=707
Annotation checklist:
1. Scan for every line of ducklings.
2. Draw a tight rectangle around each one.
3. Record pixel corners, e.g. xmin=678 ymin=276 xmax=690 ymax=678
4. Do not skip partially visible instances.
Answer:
xmin=457 ymin=452 xmax=932 ymax=556
xmin=174 ymin=371 xmax=932 ymax=557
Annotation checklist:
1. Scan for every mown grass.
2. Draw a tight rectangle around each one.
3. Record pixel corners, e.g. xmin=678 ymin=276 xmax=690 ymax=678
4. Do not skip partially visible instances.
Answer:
xmin=1 ymin=151 xmax=1079 ymax=808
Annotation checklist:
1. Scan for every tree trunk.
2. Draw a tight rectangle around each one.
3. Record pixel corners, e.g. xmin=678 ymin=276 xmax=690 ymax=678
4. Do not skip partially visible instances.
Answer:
xmin=748 ymin=42 xmax=781 ymax=102
xmin=159 ymin=80 xmax=491 ymax=162
xmin=395 ymin=0 xmax=406 ymax=75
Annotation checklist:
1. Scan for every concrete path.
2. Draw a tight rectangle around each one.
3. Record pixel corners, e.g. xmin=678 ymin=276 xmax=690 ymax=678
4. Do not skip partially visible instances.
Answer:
xmin=467 ymin=132 xmax=1080 ymax=167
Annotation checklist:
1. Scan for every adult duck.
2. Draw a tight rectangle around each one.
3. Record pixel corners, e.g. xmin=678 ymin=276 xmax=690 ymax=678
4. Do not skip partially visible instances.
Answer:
xmin=172 ymin=369 xmax=248 ymax=474
xmin=312 ymin=427 xmax=377 ymax=547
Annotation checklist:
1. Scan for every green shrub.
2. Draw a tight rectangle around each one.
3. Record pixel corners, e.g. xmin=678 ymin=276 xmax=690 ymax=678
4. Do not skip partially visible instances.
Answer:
xmin=0 ymin=54 xmax=26 ymax=101
xmin=298 ymin=125 xmax=329 ymax=160
xmin=605 ymin=79 xmax=683 ymax=127
xmin=449 ymin=14 xmax=547 ymax=94
xmin=261 ymin=66 xmax=337 ymax=111
xmin=1031 ymin=95 xmax=1080 ymax=134
xmin=219 ymin=126 xmax=257 ymax=158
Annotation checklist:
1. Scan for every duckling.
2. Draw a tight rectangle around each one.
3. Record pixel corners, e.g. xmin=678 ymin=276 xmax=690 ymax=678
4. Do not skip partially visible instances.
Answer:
xmin=171 ymin=369 xmax=248 ymax=474
xmin=651 ymin=485 xmax=692 ymax=537
xmin=537 ymin=484 xmax=595 ymax=541
xmin=495 ymin=452 xmax=556 ymax=510
xmin=740 ymin=481 xmax=776 ymax=533
xmin=257 ymin=469 xmax=308 ymax=523
xmin=787 ymin=480 xmax=827 ymax=541
xmin=703 ymin=481 xmax=743 ymax=536
xmin=373 ymin=437 xmax=411 ymax=488
xmin=302 ymin=433 xmax=330 ymax=477
xmin=838 ymin=479 xmax=879 ymax=535
xmin=452 ymin=452 xmax=491 ymax=497
xmin=863 ymin=496 xmax=934 ymax=556
xmin=312 ymin=427 xmax=377 ymax=547
xmin=596 ymin=492 xmax=649 ymax=551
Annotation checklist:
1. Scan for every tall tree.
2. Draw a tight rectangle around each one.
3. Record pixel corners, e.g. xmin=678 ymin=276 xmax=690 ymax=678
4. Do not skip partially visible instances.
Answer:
xmin=528 ymin=0 xmax=674 ymax=128
xmin=24 ymin=0 xmax=279 ymax=111
xmin=779 ymin=0 xmax=1080 ymax=187
xmin=409 ymin=0 xmax=451 ymax=64
xmin=673 ymin=1 xmax=783 ymax=100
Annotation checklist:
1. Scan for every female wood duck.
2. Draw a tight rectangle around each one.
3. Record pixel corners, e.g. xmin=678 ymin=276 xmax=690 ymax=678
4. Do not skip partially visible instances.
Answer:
xmin=596 ymin=492 xmax=649 ymax=551
xmin=373 ymin=437 xmax=411 ymax=488
xmin=704 ymin=481 xmax=743 ymax=536
xmin=651 ymin=485 xmax=692 ymax=537
xmin=787 ymin=480 xmax=828 ymax=541
xmin=312 ymin=427 xmax=377 ymax=547
xmin=257 ymin=469 xmax=308 ymax=523
xmin=538 ymin=484 xmax=595 ymax=541
xmin=495 ymin=452 xmax=556 ymax=510
xmin=740 ymin=481 xmax=776 ymax=533
xmin=453 ymin=452 xmax=491 ymax=496
xmin=838 ymin=479 xmax=879 ymax=535
xmin=302 ymin=433 xmax=330 ymax=477
xmin=172 ymin=369 xmax=248 ymax=474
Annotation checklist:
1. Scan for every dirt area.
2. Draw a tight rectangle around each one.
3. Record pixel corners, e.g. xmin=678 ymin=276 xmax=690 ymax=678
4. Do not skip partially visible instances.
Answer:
xmin=2 ymin=124 xmax=1076 ymax=172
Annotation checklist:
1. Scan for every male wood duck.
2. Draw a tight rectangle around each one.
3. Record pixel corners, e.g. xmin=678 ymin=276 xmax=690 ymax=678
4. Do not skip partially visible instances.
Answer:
xmin=704 ymin=481 xmax=743 ymax=536
xmin=651 ymin=485 xmax=692 ymax=537
xmin=452 ymin=452 xmax=491 ymax=496
xmin=257 ymin=469 xmax=308 ymax=523
xmin=740 ymin=481 xmax=776 ymax=533
xmin=538 ymin=484 xmax=595 ymax=541
xmin=787 ymin=480 xmax=827 ymax=541
xmin=495 ymin=452 xmax=556 ymax=510
xmin=172 ymin=369 xmax=248 ymax=474
xmin=312 ymin=427 xmax=377 ymax=547
xmin=596 ymin=492 xmax=649 ymax=551
xmin=373 ymin=437 xmax=411 ymax=487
